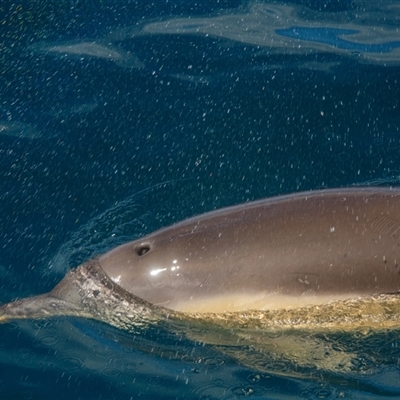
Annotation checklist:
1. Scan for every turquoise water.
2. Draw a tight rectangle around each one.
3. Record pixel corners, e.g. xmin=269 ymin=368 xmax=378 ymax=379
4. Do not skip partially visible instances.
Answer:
xmin=1 ymin=1 xmax=400 ymax=398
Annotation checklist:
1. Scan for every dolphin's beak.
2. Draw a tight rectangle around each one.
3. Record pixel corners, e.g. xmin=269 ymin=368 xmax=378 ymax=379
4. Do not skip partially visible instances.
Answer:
xmin=0 ymin=292 xmax=88 ymax=323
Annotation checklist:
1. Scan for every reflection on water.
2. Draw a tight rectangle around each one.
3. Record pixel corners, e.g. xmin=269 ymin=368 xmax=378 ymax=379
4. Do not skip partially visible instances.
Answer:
xmin=2 ymin=296 xmax=400 ymax=398
xmin=24 ymin=0 xmax=400 ymax=78
xmin=276 ymin=27 xmax=400 ymax=54
xmin=0 ymin=318 xmax=306 ymax=399
xmin=136 ymin=1 xmax=400 ymax=65
xmin=29 ymin=41 xmax=144 ymax=69
xmin=0 ymin=120 xmax=43 ymax=140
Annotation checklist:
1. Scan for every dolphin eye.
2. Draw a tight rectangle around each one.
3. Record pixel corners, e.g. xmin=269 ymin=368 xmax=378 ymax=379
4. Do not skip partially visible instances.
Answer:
xmin=136 ymin=244 xmax=150 ymax=256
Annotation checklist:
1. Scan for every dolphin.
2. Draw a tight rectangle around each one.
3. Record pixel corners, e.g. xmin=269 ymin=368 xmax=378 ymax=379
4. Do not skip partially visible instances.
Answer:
xmin=2 ymin=186 xmax=400 ymax=332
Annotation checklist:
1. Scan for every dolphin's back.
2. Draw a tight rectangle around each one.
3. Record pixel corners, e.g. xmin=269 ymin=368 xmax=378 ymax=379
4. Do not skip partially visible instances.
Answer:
xmin=99 ymin=187 xmax=400 ymax=312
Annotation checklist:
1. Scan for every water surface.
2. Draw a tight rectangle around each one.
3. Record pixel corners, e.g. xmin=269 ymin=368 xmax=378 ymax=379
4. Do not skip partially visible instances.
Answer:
xmin=1 ymin=0 xmax=400 ymax=398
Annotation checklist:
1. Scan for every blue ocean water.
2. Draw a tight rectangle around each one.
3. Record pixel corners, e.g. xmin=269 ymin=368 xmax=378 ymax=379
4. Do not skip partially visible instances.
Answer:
xmin=1 ymin=0 xmax=400 ymax=398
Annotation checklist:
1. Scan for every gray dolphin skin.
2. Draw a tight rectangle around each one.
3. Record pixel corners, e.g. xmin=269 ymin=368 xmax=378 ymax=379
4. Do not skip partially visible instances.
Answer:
xmin=2 ymin=186 xmax=400 ymax=331
xmin=99 ymin=186 xmax=400 ymax=313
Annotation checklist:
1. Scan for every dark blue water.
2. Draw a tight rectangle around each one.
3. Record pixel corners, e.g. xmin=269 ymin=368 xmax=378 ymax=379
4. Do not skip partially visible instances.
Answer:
xmin=1 ymin=0 xmax=400 ymax=398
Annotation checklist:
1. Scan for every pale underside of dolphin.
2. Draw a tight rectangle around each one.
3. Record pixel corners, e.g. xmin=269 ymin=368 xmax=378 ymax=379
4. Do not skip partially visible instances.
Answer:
xmin=2 ymin=186 xmax=400 ymax=333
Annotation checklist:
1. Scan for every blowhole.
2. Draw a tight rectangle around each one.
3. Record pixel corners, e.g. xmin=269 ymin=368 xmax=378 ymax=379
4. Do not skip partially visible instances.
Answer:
xmin=136 ymin=244 xmax=150 ymax=256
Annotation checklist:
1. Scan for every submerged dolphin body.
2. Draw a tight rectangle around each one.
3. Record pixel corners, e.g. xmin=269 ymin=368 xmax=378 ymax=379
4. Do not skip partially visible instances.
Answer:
xmin=2 ymin=187 xmax=400 ymax=332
